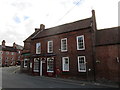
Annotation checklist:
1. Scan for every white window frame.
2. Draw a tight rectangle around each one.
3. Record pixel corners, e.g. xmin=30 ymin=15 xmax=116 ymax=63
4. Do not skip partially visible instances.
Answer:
xmin=62 ymin=57 xmax=69 ymax=71
xmin=36 ymin=42 xmax=41 ymax=54
xmin=47 ymin=40 xmax=53 ymax=53
xmin=0 ymin=51 xmax=3 ymax=54
xmin=78 ymin=56 xmax=86 ymax=72
xmin=30 ymin=62 xmax=32 ymax=68
xmin=47 ymin=57 xmax=54 ymax=72
xmin=24 ymin=59 xmax=27 ymax=67
xmin=76 ymin=35 xmax=85 ymax=50
xmin=18 ymin=51 xmax=21 ymax=54
xmin=6 ymin=52 xmax=9 ymax=55
xmin=61 ymin=38 xmax=67 ymax=52
xmin=11 ymin=52 xmax=14 ymax=55
xmin=0 ymin=57 xmax=2 ymax=60
xmin=33 ymin=58 xmax=39 ymax=72
xmin=24 ymin=59 xmax=28 ymax=68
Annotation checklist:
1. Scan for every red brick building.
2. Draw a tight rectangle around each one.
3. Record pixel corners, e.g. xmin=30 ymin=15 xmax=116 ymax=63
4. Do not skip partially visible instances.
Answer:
xmin=21 ymin=10 xmax=120 ymax=83
xmin=0 ymin=40 xmax=23 ymax=67
xmin=21 ymin=29 xmax=41 ymax=72
xmin=95 ymin=27 xmax=120 ymax=82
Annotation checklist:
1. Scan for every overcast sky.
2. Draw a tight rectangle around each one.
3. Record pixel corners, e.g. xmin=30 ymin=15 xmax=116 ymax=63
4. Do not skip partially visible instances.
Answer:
xmin=0 ymin=0 xmax=119 ymax=46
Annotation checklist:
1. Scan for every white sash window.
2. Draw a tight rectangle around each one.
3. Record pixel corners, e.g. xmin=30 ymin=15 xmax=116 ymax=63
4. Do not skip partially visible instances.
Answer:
xmin=77 ymin=35 xmax=85 ymax=50
xmin=36 ymin=43 xmax=41 ymax=54
xmin=78 ymin=56 xmax=86 ymax=72
xmin=62 ymin=57 xmax=69 ymax=71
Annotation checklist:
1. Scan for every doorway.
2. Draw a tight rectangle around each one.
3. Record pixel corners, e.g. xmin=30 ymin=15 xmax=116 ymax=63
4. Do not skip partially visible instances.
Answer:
xmin=39 ymin=59 xmax=42 ymax=76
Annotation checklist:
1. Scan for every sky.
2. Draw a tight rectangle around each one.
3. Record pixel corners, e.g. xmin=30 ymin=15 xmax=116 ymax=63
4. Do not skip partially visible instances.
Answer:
xmin=0 ymin=0 xmax=119 ymax=46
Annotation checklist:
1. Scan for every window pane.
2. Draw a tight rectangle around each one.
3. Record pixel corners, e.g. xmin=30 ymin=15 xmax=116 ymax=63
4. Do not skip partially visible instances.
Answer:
xmin=48 ymin=41 xmax=53 ymax=53
xmin=78 ymin=56 xmax=86 ymax=72
xmin=62 ymin=57 xmax=69 ymax=71
xmin=77 ymin=35 xmax=85 ymax=50
xmin=47 ymin=58 xmax=54 ymax=72
xmin=36 ymin=43 xmax=41 ymax=54
xmin=34 ymin=58 xmax=39 ymax=72
xmin=61 ymin=38 xmax=67 ymax=51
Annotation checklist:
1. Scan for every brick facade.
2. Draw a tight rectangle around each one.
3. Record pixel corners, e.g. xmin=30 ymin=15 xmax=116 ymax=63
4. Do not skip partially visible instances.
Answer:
xmin=21 ymin=10 xmax=120 ymax=83
xmin=0 ymin=40 xmax=23 ymax=67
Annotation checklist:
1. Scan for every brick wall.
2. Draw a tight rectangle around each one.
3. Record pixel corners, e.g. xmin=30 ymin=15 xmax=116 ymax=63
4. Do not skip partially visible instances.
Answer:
xmin=95 ymin=45 xmax=119 ymax=82
xmin=2 ymin=51 xmax=17 ymax=66
xmin=31 ymin=28 xmax=95 ymax=80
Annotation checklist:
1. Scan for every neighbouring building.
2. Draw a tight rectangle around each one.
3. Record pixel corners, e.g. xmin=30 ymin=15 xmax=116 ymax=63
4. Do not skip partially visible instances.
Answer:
xmin=0 ymin=40 xmax=23 ymax=67
xmin=95 ymin=27 xmax=120 ymax=82
xmin=0 ymin=46 xmax=2 ymax=67
xmin=21 ymin=28 xmax=42 ymax=72
xmin=21 ymin=10 xmax=120 ymax=83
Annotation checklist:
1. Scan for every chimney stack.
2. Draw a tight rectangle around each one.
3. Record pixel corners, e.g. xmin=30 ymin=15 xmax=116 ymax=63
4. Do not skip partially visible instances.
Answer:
xmin=35 ymin=28 xmax=40 ymax=32
xmin=2 ymin=40 xmax=6 ymax=47
xmin=13 ymin=42 xmax=16 ymax=49
xmin=40 ymin=24 xmax=45 ymax=31
xmin=91 ymin=10 xmax=97 ymax=31
xmin=35 ymin=24 xmax=45 ymax=32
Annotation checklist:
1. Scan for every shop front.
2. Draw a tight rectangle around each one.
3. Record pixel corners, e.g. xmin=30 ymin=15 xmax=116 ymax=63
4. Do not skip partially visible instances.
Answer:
xmin=32 ymin=54 xmax=56 ymax=77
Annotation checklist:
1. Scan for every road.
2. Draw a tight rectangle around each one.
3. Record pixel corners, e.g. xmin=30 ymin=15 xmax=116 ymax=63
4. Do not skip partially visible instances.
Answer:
xmin=0 ymin=67 xmax=2 ymax=89
xmin=1 ymin=66 xmax=116 ymax=88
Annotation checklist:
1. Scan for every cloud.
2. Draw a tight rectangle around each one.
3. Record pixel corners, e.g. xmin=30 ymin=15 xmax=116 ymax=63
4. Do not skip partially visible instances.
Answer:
xmin=73 ymin=0 xmax=85 ymax=6
xmin=24 ymin=16 xmax=29 ymax=21
xmin=13 ymin=16 xmax=21 ymax=23
xmin=11 ymin=0 xmax=32 ymax=11
xmin=0 ymin=0 xmax=119 ymax=46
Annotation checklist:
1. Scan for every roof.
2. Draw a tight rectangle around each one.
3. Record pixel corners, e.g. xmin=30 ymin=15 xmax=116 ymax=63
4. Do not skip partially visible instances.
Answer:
xmin=15 ymin=44 xmax=23 ymax=50
xmin=32 ymin=17 xmax=92 ymax=39
xmin=2 ymin=46 xmax=17 ymax=52
xmin=0 ymin=43 xmax=23 ymax=52
xmin=96 ymin=27 xmax=120 ymax=46
xmin=24 ymin=30 xmax=40 ymax=42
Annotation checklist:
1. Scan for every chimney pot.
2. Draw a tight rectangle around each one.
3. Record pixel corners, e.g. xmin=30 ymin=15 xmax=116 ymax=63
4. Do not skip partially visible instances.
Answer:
xmin=35 ymin=28 xmax=39 ymax=32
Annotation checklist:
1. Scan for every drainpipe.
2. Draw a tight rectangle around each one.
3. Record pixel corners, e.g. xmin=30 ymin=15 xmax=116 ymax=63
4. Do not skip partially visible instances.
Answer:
xmin=118 ymin=27 xmax=120 ymax=87
xmin=118 ymin=3 xmax=120 ymax=87
xmin=91 ymin=10 xmax=97 ymax=82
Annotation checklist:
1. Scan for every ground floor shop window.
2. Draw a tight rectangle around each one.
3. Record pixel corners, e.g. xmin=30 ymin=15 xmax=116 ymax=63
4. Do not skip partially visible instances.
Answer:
xmin=47 ymin=57 xmax=54 ymax=72
xmin=34 ymin=58 xmax=39 ymax=72
xmin=78 ymin=56 xmax=86 ymax=72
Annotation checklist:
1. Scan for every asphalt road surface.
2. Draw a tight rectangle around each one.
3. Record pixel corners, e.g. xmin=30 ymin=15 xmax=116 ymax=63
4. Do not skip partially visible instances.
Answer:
xmin=0 ymin=67 xmax=2 ymax=89
xmin=1 ymin=66 xmax=116 ymax=88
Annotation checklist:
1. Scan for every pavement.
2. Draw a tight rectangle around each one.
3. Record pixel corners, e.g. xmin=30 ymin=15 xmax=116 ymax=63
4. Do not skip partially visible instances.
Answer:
xmin=17 ymin=66 xmax=119 ymax=88
xmin=2 ymin=66 xmax=120 ymax=88
xmin=0 ymin=67 xmax=2 ymax=89
xmin=44 ymin=76 xmax=119 ymax=88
